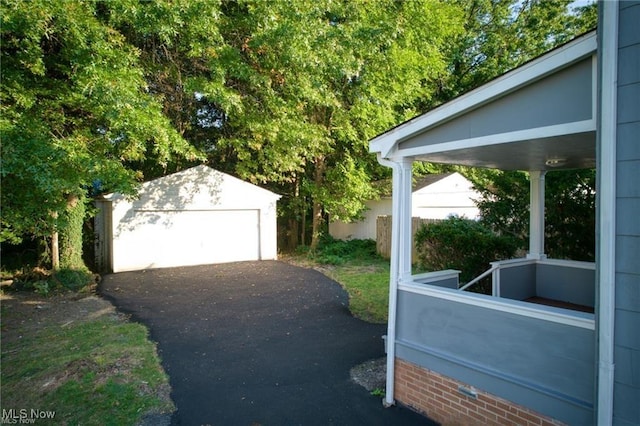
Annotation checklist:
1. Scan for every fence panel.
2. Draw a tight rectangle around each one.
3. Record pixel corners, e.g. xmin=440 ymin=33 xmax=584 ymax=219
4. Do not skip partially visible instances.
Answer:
xmin=376 ymin=216 xmax=441 ymax=262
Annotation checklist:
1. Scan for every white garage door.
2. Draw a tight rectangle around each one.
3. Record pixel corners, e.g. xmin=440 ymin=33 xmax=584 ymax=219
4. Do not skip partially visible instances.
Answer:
xmin=114 ymin=209 xmax=260 ymax=271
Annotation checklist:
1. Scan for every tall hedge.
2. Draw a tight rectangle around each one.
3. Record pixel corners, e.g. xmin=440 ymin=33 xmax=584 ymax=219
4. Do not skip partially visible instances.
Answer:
xmin=414 ymin=217 xmax=519 ymax=293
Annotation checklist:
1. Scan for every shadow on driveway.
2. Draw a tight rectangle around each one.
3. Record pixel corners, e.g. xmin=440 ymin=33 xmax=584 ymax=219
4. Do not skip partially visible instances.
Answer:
xmin=100 ymin=261 xmax=434 ymax=425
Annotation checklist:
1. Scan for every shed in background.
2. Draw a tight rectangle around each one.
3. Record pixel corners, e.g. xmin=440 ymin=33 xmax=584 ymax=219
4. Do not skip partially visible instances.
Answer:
xmin=329 ymin=172 xmax=480 ymax=241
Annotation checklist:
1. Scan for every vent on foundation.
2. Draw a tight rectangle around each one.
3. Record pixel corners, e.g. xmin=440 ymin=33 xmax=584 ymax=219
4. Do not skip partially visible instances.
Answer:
xmin=458 ymin=385 xmax=478 ymax=399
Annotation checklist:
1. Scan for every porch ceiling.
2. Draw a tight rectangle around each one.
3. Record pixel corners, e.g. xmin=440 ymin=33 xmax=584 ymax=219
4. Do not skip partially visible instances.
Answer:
xmin=411 ymin=131 xmax=596 ymax=171
xmin=370 ymin=31 xmax=598 ymax=172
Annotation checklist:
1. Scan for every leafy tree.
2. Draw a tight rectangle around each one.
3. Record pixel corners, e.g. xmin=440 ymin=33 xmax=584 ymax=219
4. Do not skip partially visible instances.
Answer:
xmin=1 ymin=0 xmax=202 ymax=270
xmin=474 ymin=171 xmax=530 ymax=243
xmin=474 ymin=170 xmax=596 ymax=261
xmin=0 ymin=0 xmax=599 ymax=277
xmin=431 ymin=0 xmax=598 ymax=106
xmin=103 ymin=0 xmax=230 ymax=178
xmin=435 ymin=1 xmax=598 ymax=262
xmin=213 ymin=0 xmax=464 ymax=249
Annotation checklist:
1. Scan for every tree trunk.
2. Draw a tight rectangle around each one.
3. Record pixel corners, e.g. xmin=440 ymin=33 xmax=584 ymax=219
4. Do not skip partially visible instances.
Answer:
xmin=50 ymin=210 xmax=60 ymax=270
xmin=300 ymin=178 xmax=307 ymax=247
xmin=287 ymin=218 xmax=299 ymax=251
xmin=51 ymin=231 xmax=60 ymax=270
xmin=301 ymin=204 xmax=306 ymax=247
xmin=291 ymin=174 xmax=301 ymax=249
xmin=309 ymin=156 xmax=326 ymax=252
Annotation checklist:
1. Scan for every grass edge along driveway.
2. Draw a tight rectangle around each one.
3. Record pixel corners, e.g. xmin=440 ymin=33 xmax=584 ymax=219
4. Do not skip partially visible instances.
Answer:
xmin=0 ymin=292 xmax=174 ymax=425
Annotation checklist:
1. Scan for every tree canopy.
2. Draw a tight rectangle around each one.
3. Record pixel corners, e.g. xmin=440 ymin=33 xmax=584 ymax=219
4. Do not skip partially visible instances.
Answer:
xmin=1 ymin=0 xmax=598 ymax=271
xmin=1 ymin=0 xmax=202 ymax=246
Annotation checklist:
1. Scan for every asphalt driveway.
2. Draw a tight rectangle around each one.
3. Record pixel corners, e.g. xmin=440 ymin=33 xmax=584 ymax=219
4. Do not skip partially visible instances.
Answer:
xmin=100 ymin=261 xmax=433 ymax=425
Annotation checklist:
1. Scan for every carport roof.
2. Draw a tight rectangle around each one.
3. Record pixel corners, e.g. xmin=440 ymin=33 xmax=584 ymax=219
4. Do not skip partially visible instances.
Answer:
xmin=369 ymin=31 xmax=597 ymax=172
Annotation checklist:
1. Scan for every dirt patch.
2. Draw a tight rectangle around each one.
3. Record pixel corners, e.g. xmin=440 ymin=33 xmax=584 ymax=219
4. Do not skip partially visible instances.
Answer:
xmin=350 ymin=357 xmax=386 ymax=392
xmin=0 ymin=291 xmax=123 ymax=338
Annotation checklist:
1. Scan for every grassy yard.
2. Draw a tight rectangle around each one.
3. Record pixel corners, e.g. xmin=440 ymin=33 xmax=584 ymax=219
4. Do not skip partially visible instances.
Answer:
xmin=285 ymin=238 xmax=392 ymax=324
xmin=0 ymin=291 xmax=174 ymax=425
xmin=325 ymin=259 xmax=390 ymax=324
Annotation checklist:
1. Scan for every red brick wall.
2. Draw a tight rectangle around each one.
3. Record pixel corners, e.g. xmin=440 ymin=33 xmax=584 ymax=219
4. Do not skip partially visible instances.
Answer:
xmin=394 ymin=359 xmax=566 ymax=426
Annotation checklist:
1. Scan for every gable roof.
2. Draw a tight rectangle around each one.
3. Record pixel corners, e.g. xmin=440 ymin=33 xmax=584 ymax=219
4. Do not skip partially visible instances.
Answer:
xmin=370 ymin=31 xmax=597 ymax=172
xmin=102 ymin=165 xmax=281 ymax=205
xmin=413 ymin=173 xmax=455 ymax=191
xmin=374 ymin=172 xmax=464 ymax=198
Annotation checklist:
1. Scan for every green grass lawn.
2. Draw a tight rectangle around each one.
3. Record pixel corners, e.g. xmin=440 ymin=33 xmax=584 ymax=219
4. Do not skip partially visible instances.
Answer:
xmin=286 ymin=238 xmax=392 ymax=324
xmin=326 ymin=259 xmax=390 ymax=324
xmin=0 ymin=292 xmax=174 ymax=425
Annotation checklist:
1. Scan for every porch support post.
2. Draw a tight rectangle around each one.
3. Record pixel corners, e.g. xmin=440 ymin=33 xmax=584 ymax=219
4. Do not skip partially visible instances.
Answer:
xmin=376 ymin=155 xmax=412 ymax=408
xmin=398 ymin=159 xmax=413 ymax=281
xmin=527 ymin=170 xmax=547 ymax=260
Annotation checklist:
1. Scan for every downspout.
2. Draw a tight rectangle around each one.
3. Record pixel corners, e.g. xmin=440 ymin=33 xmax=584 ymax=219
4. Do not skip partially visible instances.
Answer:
xmin=597 ymin=1 xmax=617 ymax=424
xmin=376 ymin=153 xmax=401 ymax=408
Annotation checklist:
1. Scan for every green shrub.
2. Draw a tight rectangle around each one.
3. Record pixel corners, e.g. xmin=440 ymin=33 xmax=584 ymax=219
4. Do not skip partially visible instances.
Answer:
xmin=311 ymin=235 xmax=379 ymax=265
xmin=414 ymin=217 xmax=519 ymax=293
xmin=11 ymin=268 xmax=95 ymax=295
xmin=51 ymin=268 xmax=95 ymax=292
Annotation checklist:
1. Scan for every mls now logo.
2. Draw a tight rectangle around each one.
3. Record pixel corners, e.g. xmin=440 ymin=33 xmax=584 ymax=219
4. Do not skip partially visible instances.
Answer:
xmin=1 ymin=409 xmax=56 ymax=424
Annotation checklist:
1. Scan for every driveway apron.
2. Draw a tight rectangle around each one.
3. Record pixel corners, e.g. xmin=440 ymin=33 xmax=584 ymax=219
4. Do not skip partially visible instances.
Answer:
xmin=100 ymin=261 xmax=433 ymax=425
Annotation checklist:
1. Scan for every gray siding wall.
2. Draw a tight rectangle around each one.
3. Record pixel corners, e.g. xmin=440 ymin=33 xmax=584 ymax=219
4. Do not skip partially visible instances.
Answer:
xmin=497 ymin=262 xmax=594 ymax=307
xmin=536 ymin=264 xmax=595 ymax=308
xmin=614 ymin=2 xmax=640 ymax=425
xmin=399 ymin=58 xmax=593 ymax=151
xmin=396 ymin=289 xmax=595 ymax=425
xmin=499 ymin=263 xmax=537 ymax=300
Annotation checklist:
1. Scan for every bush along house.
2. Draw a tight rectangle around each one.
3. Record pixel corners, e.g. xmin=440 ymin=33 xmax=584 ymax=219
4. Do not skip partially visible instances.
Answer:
xmin=369 ymin=2 xmax=639 ymax=425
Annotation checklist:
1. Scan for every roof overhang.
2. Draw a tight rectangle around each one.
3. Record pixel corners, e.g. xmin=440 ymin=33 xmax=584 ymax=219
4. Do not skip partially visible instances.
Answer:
xmin=370 ymin=31 xmax=598 ymax=171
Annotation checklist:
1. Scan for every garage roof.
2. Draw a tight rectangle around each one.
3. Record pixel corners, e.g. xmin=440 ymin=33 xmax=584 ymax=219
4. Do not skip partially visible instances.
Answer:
xmin=102 ymin=165 xmax=280 ymax=209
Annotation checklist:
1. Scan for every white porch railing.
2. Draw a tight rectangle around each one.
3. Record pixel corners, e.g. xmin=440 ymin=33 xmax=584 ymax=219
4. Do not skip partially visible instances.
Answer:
xmin=458 ymin=257 xmax=595 ymax=300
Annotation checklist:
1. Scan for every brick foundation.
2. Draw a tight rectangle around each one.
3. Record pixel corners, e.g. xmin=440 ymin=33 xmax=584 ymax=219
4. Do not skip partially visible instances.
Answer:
xmin=394 ymin=359 xmax=566 ymax=426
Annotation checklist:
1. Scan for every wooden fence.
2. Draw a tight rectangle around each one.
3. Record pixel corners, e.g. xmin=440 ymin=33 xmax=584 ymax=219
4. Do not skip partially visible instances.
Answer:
xmin=376 ymin=216 xmax=442 ymax=262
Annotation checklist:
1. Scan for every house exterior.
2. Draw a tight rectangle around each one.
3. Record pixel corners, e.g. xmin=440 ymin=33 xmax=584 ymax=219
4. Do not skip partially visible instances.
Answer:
xmin=329 ymin=172 xmax=480 ymax=241
xmin=94 ymin=165 xmax=281 ymax=273
xmin=369 ymin=2 xmax=639 ymax=425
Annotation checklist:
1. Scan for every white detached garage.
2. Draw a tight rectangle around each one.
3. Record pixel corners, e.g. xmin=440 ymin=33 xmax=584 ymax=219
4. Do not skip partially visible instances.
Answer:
xmin=94 ymin=165 xmax=281 ymax=273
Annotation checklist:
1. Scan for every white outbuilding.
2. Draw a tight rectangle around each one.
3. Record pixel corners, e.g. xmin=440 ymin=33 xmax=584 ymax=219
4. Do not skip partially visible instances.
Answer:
xmin=329 ymin=172 xmax=480 ymax=241
xmin=94 ymin=165 xmax=280 ymax=273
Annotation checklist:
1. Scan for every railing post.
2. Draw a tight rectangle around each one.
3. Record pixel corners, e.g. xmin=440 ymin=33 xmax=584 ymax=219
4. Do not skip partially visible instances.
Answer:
xmin=492 ymin=268 xmax=499 ymax=297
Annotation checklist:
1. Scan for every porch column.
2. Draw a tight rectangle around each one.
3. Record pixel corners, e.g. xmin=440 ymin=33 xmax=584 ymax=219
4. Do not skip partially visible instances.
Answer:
xmin=527 ymin=170 xmax=547 ymax=259
xmin=380 ymin=156 xmax=412 ymax=408
xmin=398 ymin=159 xmax=413 ymax=281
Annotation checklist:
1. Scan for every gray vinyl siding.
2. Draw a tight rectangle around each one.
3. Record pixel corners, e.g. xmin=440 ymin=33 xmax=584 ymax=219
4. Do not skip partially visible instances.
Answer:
xmin=399 ymin=57 xmax=593 ymax=151
xmin=614 ymin=2 xmax=640 ymax=425
xmin=497 ymin=262 xmax=595 ymax=307
xmin=536 ymin=263 xmax=595 ymax=308
xmin=499 ymin=263 xmax=537 ymax=301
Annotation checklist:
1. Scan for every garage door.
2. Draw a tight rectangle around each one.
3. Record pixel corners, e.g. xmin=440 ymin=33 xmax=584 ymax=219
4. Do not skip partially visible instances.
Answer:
xmin=113 ymin=209 xmax=260 ymax=271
